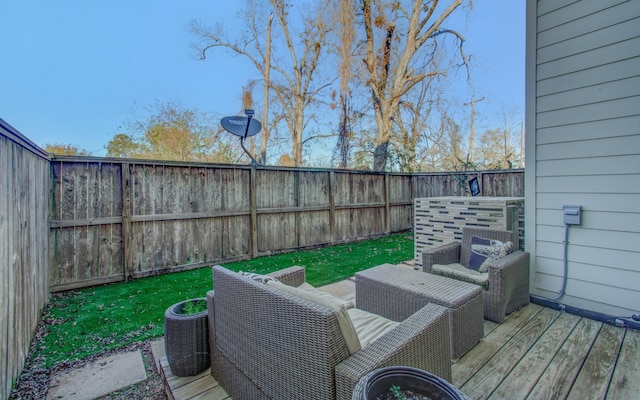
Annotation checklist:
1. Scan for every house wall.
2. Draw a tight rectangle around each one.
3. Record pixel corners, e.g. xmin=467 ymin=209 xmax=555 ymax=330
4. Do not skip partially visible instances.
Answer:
xmin=526 ymin=0 xmax=640 ymax=317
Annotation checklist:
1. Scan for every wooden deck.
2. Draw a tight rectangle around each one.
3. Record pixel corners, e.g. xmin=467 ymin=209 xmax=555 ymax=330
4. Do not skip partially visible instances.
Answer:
xmin=161 ymin=301 xmax=639 ymax=399
xmin=454 ymin=304 xmax=638 ymax=399
xmin=159 ymin=357 xmax=230 ymax=400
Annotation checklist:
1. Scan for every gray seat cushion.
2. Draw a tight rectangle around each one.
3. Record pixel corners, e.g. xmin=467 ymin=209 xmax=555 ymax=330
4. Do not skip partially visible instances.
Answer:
xmin=432 ymin=263 xmax=489 ymax=290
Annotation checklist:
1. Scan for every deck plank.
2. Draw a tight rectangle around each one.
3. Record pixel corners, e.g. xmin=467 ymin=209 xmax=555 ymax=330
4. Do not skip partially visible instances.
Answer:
xmin=607 ymin=328 xmax=640 ymax=399
xmin=567 ymin=324 xmax=625 ymax=400
xmin=172 ymin=374 xmax=224 ymax=399
xmin=452 ymin=304 xmax=543 ymax=387
xmin=460 ymin=307 xmax=560 ymax=400
xmin=159 ymin=357 xmax=230 ymax=400
xmin=527 ymin=317 xmax=601 ymax=400
xmin=489 ymin=312 xmax=581 ymax=399
xmin=160 ymin=358 xmax=210 ymax=389
xmin=186 ymin=386 xmax=231 ymax=400
xmin=482 ymin=319 xmax=500 ymax=337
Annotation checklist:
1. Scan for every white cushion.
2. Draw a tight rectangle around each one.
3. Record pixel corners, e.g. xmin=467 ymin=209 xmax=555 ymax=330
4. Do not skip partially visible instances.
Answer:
xmin=239 ymin=271 xmax=280 ymax=284
xmin=347 ymin=308 xmax=399 ymax=349
xmin=296 ymin=282 xmax=355 ymax=309
xmin=268 ymin=280 xmax=361 ymax=354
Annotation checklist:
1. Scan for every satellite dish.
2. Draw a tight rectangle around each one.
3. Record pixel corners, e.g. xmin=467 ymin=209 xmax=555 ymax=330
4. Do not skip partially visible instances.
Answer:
xmin=221 ymin=116 xmax=262 ymax=138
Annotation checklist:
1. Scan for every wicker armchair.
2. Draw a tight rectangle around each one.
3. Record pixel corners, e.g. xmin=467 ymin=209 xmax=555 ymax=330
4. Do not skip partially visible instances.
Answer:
xmin=422 ymin=227 xmax=530 ymax=323
xmin=207 ymin=265 xmax=452 ymax=400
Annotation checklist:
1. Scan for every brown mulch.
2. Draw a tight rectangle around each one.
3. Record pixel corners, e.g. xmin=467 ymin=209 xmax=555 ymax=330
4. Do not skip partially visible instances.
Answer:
xmin=9 ymin=320 xmax=167 ymax=400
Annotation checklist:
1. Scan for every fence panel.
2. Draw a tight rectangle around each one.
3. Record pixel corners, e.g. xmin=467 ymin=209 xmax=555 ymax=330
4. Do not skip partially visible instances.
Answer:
xmin=481 ymin=170 xmax=525 ymax=196
xmin=256 ymin=169 xmax=297 ymax=253
xmin=128 ymin=164 xmax=252 ymax=278
xmin=49 ymin=161 xmax=124 ymax=288
xmin=0 ymin=123 xmax=50 ymax=400
xmin=332 ymin=171 xmax=386 ymax=241
xmin=388 ymin=174 xmax=413 ymax=232
xmin=48 ymin=158 xmax=524 ymax=291
xmin=413 ymin=172 xmax=471 ymax=198
xmin=297 ymin=171 xmax=332 ymax=247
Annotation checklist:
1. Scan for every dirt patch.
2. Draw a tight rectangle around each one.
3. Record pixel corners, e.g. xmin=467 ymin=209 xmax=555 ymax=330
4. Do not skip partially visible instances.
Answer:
xmin=9 ymin=317 xmax=167 ymax=400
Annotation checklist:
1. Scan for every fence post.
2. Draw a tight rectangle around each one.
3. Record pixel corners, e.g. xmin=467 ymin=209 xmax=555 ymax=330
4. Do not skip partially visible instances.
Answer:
xmin=294 ymin=169 xmax=301 ymax=247
xmin=121 ymin=162 xmax=133 ymax=281
xmin=384 ymin=173 xmax=390 ymax=234
xmin=329 ymin=170 xmax=336 ymax=245
xmin=250 ymin=166 xmax=258 ymax=258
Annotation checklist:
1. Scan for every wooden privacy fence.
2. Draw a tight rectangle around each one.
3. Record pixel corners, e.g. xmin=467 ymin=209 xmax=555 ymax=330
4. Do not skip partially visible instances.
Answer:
xmin=1 ymin=121 xmax=50 ymax=400
xmin=49 ymin=157 xmax=524 ymax=292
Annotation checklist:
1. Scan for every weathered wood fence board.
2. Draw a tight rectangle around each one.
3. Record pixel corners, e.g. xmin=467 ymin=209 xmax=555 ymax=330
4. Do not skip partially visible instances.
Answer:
xmin=48 ymin=158 xmax=524 ymax=291
xmin=388 ymin=174 xmax=413 ymax=234
xmin=1 ymin=122 xmax=50 ymax=400
xmin=127 ymin=164 xmax=252 ymax=278
xmin=49 ymin=161 xmax=124 ymax=286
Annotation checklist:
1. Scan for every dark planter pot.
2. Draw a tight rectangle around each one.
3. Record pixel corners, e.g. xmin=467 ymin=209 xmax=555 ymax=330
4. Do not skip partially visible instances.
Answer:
xmin=164 ymin=298 xmax=210 ymax=377
xmin=353 ymin=366 xmax=469 ymax=400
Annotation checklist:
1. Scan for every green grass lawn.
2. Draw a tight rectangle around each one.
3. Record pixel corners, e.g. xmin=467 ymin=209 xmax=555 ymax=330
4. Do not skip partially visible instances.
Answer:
xmin=33 ymin=232 xmax=413 ymax=367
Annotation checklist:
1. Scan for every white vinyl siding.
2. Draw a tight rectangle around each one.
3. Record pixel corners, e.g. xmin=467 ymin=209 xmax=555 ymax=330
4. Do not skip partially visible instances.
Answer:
xmin=528 ymin=0 xmax=640 ymax=317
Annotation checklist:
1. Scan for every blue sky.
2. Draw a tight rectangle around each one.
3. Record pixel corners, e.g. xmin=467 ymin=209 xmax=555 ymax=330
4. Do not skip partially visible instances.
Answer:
xmin=1 ymin=1 xmax=525 ymax=157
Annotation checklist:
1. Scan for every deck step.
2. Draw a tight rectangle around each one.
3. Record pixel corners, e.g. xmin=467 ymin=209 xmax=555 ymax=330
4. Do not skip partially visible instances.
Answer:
xmin=159 ymin=357 xmax=230 ymax=400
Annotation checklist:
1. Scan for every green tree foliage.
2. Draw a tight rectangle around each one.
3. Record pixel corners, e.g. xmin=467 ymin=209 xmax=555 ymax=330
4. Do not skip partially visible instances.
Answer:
xmin=106 ymin=101 xmax=242 ymax=163
xmin=43 ymin=143 xmax=91 ymax=156
xmin=105 ymin=134 xmax=139 ymax=158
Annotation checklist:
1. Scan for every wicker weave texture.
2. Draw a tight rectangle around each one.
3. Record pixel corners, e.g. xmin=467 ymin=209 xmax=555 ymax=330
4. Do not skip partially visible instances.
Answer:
xmin=214 ymin=266 xmax=345 ymax=400
xmin=356 ymin=264 xmax=483 ymax=359
xmin=335 ymin=302 xmax=451 ymax=400
xmin=207 ymin=290 xmax=270 ymax=399
xmin=413 ymin=197 xmax=524 ymax=269
xmin=164 ymin=299 xmax=210 ymax=377
xmin=352 ymin=366 xmax=470 ymax=400
xmin=209 ymin=265 xmax=453 ymax=400
xmin=422 ymin=227 xmax=531 ymax=323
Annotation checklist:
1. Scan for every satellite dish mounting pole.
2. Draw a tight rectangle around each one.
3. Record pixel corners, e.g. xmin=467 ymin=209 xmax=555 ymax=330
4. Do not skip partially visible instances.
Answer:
xmin=220 ymin=109 xmax=262 ymax=166
xmin=241 ymin=109 xmax=258 ymax=165
xmin=243 ymin=109 xmax=254 ymax=139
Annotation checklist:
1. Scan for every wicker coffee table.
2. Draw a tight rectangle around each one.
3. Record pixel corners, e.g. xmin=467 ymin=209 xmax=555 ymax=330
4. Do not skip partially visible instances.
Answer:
xmin=356 ymin=264 xmax=484 ymax=359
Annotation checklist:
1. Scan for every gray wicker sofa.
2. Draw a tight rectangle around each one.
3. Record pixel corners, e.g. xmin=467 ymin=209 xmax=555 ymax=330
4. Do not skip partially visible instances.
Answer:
xmin=207 ymin=265 xmax=452 ymax=400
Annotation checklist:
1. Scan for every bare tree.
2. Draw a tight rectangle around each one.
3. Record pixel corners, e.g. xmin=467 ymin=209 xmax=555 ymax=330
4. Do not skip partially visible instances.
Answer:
xmin=475 ymin=105 xmax=522 ymax=169
xmin=393 ymin=76 xmax=437 ymax=172
xmin=476 ymin=128 xmax=513 ymax=169
xmin=260 ymin=13 xmax=274 ymax=165
xmin=359 ymin=0 xmax=470 ymax=171
xmin=332 ymin=0 xmax=357 ymax=168
xmin=463 ymin=95 xmax=484 ymax=163
xmin=191 ymin=0 xmax=335 ymax=167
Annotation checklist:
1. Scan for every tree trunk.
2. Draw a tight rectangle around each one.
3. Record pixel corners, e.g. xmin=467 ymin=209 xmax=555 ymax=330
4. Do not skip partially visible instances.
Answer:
xmin=373 ymin=142 xmax=389 ymax=171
